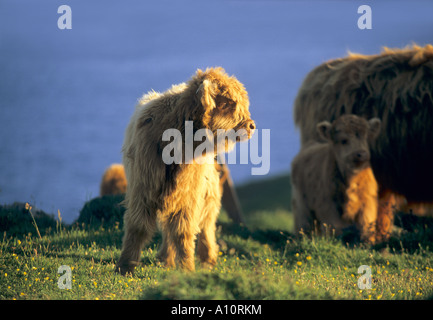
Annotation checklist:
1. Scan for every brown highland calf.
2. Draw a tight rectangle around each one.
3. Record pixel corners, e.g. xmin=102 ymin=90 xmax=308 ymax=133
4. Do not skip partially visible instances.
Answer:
xmin=291 ymin=115 xmax=381 ymax=242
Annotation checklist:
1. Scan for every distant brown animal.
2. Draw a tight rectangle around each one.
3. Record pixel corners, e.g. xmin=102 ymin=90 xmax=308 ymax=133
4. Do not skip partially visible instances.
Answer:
xmin=293 ymin=44 xmax=433 ymax=241
xmin=291 ymin=115 xmax=381 ymax=242
xmin=100 ymin=164 xmax=127 ymax=196
xmin=115 ymin=67 xmax=255 ymax=274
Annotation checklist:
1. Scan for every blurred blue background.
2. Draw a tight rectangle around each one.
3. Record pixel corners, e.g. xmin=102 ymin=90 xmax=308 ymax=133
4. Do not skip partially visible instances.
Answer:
xmin=1 ymin=0 xmax=432 ymax=223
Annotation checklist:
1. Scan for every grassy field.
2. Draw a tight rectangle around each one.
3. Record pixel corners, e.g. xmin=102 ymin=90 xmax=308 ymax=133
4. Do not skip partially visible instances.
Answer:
xmin=1 ymin=173 xmax=433 ymax=300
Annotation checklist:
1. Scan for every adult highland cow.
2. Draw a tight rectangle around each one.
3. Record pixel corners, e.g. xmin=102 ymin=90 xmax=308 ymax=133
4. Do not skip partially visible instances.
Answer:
xmin=293 ymin=44 xmax=433 ymax=241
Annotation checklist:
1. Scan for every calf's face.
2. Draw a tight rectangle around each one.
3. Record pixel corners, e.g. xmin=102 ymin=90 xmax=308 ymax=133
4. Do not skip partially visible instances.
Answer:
xmin=317 ymin=115 xmax=381 ymax=177
xmin=194 ymin=68 xmax=255 ymax=153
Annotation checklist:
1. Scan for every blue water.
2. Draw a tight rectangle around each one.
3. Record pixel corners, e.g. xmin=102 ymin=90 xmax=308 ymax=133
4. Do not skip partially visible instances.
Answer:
xmin=1 ymin=0 xmax=432 ymax=223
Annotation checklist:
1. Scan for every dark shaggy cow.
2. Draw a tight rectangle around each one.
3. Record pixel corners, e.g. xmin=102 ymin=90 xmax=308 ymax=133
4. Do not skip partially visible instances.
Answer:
xmin=293 ymin=44 xmax=433 ymax=241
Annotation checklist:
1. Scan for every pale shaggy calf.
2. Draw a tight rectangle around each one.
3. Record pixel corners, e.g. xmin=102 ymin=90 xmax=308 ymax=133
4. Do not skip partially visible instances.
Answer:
xmin=115 ymin=67 xmax=255 ymax=274
xmin=291 ymin=114 xmax=381 ymax=242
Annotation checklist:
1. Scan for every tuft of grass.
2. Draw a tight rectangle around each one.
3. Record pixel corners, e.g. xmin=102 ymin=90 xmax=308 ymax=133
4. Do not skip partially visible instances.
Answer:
xmin=75 ymin=194 xmax=125 ymax=228
xmin=25 ymin=203 xmax=42 ymax=240
xmin=0 ymin=202 xmax=57 ymax=238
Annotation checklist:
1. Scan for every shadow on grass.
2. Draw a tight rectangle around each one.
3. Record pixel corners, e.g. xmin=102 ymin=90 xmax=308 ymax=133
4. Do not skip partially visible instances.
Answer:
xmin=236 ymin=172 xmax=291 ymax=215
xmin=219 ymin=221 xmax=292 ymax=252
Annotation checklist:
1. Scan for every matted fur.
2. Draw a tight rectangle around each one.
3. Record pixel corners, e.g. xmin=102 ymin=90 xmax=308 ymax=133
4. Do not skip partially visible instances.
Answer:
xmin=100 ymin=163 xmax=127 ymax=196
xmin=293 ymin=44 xmax=433 ymax=240
xmin=291 ymin=115 xmax=380 ymax=242
xmin=115 ymin=67 xmax=254 ymax=274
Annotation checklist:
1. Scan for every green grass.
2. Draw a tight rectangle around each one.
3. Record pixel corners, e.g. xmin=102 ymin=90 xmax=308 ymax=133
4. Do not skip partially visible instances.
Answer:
xmin=1 ymin=172 xmax=433 ymax=300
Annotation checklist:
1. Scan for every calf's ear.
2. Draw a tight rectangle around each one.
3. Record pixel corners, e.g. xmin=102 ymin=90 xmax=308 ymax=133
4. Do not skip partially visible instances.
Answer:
xmin=368 ymin=118 xmax=381 ymax=139
xmin=316 ymin=121 xmax=332 ymax=142
xmin=196 ymin=78 xmax=217 ymax=111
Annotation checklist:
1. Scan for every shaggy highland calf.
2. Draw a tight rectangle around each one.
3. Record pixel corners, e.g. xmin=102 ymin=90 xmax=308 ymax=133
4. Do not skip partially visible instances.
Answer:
xmin=115 ymin=67 xmax=255 ymax=274
xmin=291 ymin=115 xmax=381 ymax=243
xmin=100 ymin=163 xmax=127 ymax=196
xmin=293 ymin=44 xmax=433 ymax=241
